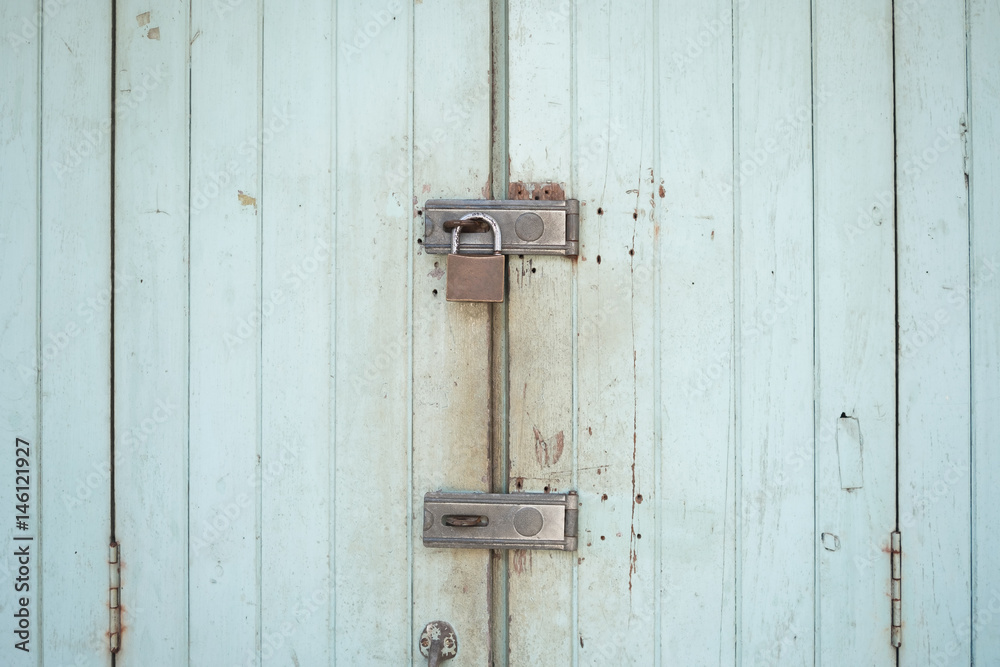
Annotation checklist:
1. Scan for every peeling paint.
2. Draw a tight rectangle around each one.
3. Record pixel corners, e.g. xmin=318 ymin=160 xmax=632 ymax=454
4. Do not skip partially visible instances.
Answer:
xmin=237 ymin=191 xmax=256 ymax=208
xmin=533 ymin=427 xmax=564 ymax=467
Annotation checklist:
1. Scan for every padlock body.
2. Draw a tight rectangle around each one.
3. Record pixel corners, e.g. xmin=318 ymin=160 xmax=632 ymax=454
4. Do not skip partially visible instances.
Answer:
xmin=446 ymin=253 xmax=505 ymax=302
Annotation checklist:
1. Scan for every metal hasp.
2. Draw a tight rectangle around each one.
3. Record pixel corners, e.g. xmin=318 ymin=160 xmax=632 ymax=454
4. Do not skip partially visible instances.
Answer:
xmin=422 ymin=199 xmax=579 ymax=256
xmin=419 ymin=621 xmax=458 ymax=667
xmin=423 ymin=491 xmax=578 ymax=551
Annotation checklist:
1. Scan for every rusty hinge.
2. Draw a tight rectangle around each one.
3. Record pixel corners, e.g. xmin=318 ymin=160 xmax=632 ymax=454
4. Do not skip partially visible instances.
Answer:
xmin=109 ymin=542 xmax=121 ymax=653
xmin=891 ymin=531 xmax=901 ymax=648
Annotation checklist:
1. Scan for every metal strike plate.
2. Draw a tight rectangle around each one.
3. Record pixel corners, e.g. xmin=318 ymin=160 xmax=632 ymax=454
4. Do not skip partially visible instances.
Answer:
xmin=422 ymin=199 xmax=579 ymax=256
xmin=423 ymin=491 xmax=578 ymax=551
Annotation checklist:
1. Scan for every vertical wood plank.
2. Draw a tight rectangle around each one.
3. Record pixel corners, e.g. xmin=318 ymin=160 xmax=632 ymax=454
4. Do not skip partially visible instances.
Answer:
xmin=333 ymin=2 xmax=412 ymax=661
xmin=0 ymin=1 xmax=42 ymax=664
xmin=812 ymin=0 xmax=897 ymax=663
xmin=572 ymin=2 xmax=659 ymax=664
xmin=259 ymin=1 xmax=334 ymax=665
xmin=656 ymin=0 xmax=737 ymax=663
xmin=735 ymin=0 xmax=815 ymax=663
xmin=188 ymin=1 xmax=262 ymax=663
xmin=411 ymin=1 xmax=493 ymax=664
xmin=971 ymin=0 xmax=1000 ymax=661
xmin=38 ymin=2 xmax=113 ymax=664
xmin=505 ymin=1 xmax=575 ymax=663
xmin=895 ymin=0 xmax=972 ymax=663
xmin=113 ymin=1 xmax=190 ymax=663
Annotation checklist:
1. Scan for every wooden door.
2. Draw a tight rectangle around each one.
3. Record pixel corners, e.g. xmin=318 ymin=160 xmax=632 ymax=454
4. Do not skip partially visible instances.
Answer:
xmin=3 ymin=1 xmax=1000 ymax=666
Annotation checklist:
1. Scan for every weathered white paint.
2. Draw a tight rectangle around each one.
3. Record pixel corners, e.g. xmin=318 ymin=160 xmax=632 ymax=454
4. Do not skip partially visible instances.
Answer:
xmin=0 ymin=1 xmax=42 ymax=664
xmin=895 ymin=0 xmax=973 ymax=664
xmin=38 ymin=1 xmax=115 ymax=665
xmin=5 ymin=1 xmax=1000 ymax=664
xmin=736 ymin=0 xmax=816 ymax=663
xmin=410 ymin=1 xmax=493 ymax=664
xmin=505 ymin=2 xmax=576 ymax=665
xmin=260 ymin=1 xmax=334 ymax=665
xmin=657 ymin=0 xmax=737 ymax=662
xmin=971 ymin=0 xmax=1000 ymax=661
xmin=813 ymin=0 xmax=897 ymax=662
xmin=114 ymin=1 xmax=190 ymax=664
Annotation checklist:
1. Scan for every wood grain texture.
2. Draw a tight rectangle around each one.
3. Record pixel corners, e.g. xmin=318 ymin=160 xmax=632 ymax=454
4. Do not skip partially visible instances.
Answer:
xmin=970 ymin=0 xmax=1000 ymax=662
xmin=333 ymin=1 xmax=413 ymax=661
xmin=113 ymin=1 xmax=190 ymax=664
xmin=0 ymin=1 xmax=41 ymax=664
xmin=188 ymin=1 xmax=262 ymax=663
xmin=895 ymin=0 xmax=972 ymax=663
xmin=260 ymin=1 xmax=334 ymax=664
xmin=656 ymin=0 xmax=737 ymax=662
xmin=812 ymin=0 xmax=896 ymax=662
xmin=505 ymin=1 xmax=576 ymax=663
xmin=38 ymin=2 xmax=113 ymax=664
xmin=735 ymin=0 xmax=816 ymax=663
xmin=573 ymin=2 xmax=658 ymax=664
xmin=411 ymin=1 xmax=493 ymax=664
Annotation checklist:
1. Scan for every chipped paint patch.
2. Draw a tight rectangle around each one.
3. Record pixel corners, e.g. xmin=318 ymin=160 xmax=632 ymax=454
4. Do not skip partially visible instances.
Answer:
xmin=148 ymin=26 xmax=160 ymax=40
xmin=238 ymin=191 xmax=257 ymax=208
xmin=533 ymin=427 xmax=564 ymax=467
xmin=136 ymin=12 xmax=151 ymax=26
xmin=508 ymin=181 xmax=566 ymax=201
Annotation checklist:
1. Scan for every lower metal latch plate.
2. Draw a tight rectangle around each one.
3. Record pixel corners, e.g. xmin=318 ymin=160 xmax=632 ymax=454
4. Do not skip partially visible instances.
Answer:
xmin=423 ymin=491 xmax=578 ymax=551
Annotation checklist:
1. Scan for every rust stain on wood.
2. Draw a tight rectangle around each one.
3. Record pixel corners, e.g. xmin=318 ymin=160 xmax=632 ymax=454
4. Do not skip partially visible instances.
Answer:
xmin=508 ymin=181 xmax=566 ymax=201
xmin=533 ymin=427 xmax=564 ymax=467
xmin=511 ymin=549 xmax=532 ymax=574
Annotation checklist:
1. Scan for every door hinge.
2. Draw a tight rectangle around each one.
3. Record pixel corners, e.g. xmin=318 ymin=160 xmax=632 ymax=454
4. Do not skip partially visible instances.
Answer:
xmin=109 ymin=542 xmax=121 ymax=653
xmin=891 ymin=531 xmax=901 ymax=648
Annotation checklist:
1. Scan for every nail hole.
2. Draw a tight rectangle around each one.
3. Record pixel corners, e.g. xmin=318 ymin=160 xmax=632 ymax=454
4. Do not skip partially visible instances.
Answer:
xmin=601 ymin=494 xmax=608 ymax=501
xmin=635 ymin=494 xmax=643 ymax=503
xmin=629 ymin=248 xmax=635 ymax=256
xmin=600 ymin=535 xmax=605 ymax=541
xmin=637 ymin=533 xmax=642 ymax=539
xmin=531 ymin=267 xmax=536 ymax=273
xmin=432 ymin=289 xmax=438 ymax=296
xmin=543 ymin=486 xmax=550 ymax=493
xmin=417 ymin=238 xmax=423 ymax=244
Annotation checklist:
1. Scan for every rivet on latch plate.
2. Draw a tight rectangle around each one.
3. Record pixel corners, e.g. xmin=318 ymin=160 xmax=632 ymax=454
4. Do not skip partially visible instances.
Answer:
xmin=419 ymin=621 xmax=458 ymax=667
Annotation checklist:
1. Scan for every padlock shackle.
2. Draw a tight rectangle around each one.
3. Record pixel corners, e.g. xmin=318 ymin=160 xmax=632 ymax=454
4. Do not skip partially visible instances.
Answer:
xmin=451 ymin=213 xmax=502 ymax=255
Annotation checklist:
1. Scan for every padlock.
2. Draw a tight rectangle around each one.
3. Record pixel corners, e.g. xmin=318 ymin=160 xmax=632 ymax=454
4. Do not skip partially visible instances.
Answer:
xmin=446 ymin=212 xmax=505 ymax=303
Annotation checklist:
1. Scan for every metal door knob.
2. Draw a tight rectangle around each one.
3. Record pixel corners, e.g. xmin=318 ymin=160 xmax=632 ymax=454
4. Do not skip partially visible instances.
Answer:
xmin=419 ymin=621 xmax=457 ymax=666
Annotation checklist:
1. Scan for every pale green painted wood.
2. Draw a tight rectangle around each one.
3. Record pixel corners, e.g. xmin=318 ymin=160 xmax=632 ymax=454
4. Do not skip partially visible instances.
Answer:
xmin=188 ymin=1 xmax=263 ymax=663
xmin=735 ymin=0 xmax=816 ymax=663
xmin=573 ymin=2 xmax=659 ymax=664
xmin=971 ymin=0 xmax=1000 ymax=661
xmin=656 ymin=0 xmax=737 ymax=662
xmin=0 ymin=2 xmax=41 ymax=664
xmin=260 ymin=1 xmax=335 ymax=665
xmin=333 ymin=2 xmax=413 ymax=661
xmin=113 ymin=1 xmax=190 ymax=664
xmin=895 ymin=1 xmax=973 ymax=663
xmin=812 ymin=0 xmax=897 ymax=662
xmin=506 ymin=1 xmax=576 ymax=664
xmin=411 ymin=1 xmax=494 ymax=664
xmin=38 ymin=2 xmax=114 ymax=664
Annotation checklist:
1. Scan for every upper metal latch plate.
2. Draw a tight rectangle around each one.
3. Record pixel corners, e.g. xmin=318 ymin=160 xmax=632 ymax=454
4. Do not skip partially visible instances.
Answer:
xmin=423 ymin=491 xmax=578 ymax=551
xmin=422 ymin=199 xmax=579 ymax=257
